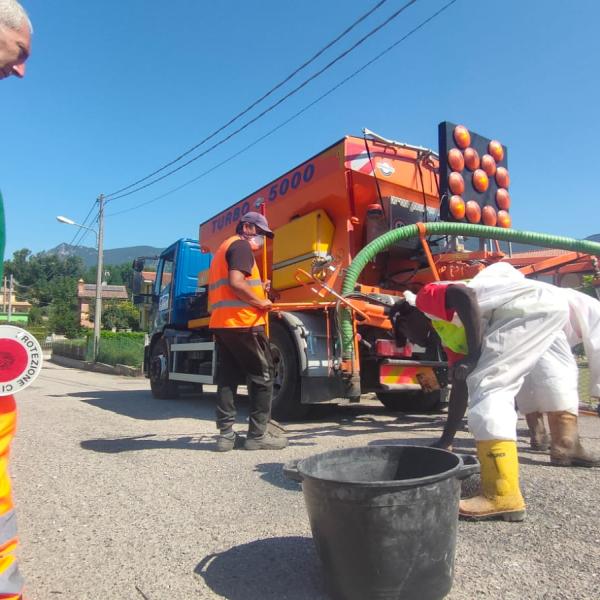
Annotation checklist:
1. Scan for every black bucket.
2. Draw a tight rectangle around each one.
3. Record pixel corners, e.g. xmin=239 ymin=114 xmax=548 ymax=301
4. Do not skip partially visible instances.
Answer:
xmin=284 ymin=446 xmax=478 ymax=600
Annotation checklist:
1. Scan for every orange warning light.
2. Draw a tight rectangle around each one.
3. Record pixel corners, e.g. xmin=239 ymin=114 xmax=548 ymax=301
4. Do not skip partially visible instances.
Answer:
xmin=463 ymin=147 xmax=480 ymax=171
xmin=496 ymin=167 xmax=510 ymax=188
xmin=488 ymin=140 xmax=504 ymax=162
xmin=440 ymin=122 xmax=511 ymax=226
xmin=453 ymin=125 xmax=471 ymax=149
xmin=496 ymin=188 xmax=511 ymax=210
xmin=448 ymin=148 xmax=464 ymax=172
xmin=481 ymin=154 xmax=497 ymax=176
xmin=472 ymin=169 xmax=489 ymax=193
xmin=465 ymin=200 xmax=481 ymax=223
xmin=482 ymin=206 xmax=497 ymax=227
xmin=448 ymin=172 xmax=465 ymax=195
xmin=449 ymin=195 xmax=466 ymax=220
xmin=497 ymin=210 xmax=512 ymax=228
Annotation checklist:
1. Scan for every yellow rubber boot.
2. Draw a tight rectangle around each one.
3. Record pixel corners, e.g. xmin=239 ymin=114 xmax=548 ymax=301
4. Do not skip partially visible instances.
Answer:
xmin=459 ymin=440 xmax=526 ymax=522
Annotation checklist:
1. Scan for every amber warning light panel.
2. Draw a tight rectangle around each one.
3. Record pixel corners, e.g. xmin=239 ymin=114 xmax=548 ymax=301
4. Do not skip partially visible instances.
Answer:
xmin=438 ymin=121 xmax=511 ymax=228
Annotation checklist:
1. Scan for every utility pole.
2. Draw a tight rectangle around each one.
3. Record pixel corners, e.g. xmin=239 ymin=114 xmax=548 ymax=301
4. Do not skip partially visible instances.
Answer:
xmin=92 ymin=194 xmax=105 ymax=362
xmin=7 ymin=274 xmax=13 ymax=322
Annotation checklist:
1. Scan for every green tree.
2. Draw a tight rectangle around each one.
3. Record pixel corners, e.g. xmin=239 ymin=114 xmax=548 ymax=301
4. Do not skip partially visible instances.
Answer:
xmin=27 ymin=305 xmax=44 ymax=326
xmin=85 ymin=263 xmax=133 ymax=290
xmin=92 ymin=300 xmax=140 ymax=331
xmin=580 ymin=275 xmax=599 ymax=299
xmin=3 ymin=249 xmax=87 ymax=337
xmin=48 ymin=277 xmax=83 ymax=338
xmin=4 ymin=249 xmax=86 ymax=306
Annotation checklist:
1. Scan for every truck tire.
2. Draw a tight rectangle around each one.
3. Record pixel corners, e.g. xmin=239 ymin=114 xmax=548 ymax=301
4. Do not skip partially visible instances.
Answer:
xmin=269 ymin=322 xmax=309 ymax=421
xmin=149 ymin=337 xmax=179 ymax=399
xmin=377 ymin=389 xmax=442 ymax=413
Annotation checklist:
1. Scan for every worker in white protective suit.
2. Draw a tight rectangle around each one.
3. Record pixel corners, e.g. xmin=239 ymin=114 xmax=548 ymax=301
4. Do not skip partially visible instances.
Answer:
xmin=518 ymin=286 xmax=600 ymax=463
xmin=394 ymin=262 xmax=599 ymax=522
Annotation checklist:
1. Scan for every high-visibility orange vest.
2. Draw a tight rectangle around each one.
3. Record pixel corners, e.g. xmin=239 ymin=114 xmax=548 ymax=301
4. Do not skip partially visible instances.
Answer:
xmin=0 ymin=395 xmax=22 ymax=598
xmin=208 ymin=236 xmax=266 ymax=329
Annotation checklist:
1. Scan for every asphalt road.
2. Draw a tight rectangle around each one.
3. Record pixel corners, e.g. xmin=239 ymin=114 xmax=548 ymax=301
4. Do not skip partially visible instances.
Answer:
xmin=12 ymin=362 xmax=600 ymax=599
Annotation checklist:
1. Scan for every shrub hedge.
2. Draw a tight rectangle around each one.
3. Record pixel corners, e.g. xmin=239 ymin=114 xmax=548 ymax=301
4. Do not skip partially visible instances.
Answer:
xmin=52 ymin=331 xmax=145 ymax=367
xmin=96 ymin=333 xmax=144 ymax=368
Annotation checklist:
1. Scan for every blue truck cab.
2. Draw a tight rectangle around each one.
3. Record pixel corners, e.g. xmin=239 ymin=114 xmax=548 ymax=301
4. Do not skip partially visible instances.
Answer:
xmin=133 ymin=238 xmax=214 ymax=398
xmin=150 ymin=238 xmax=211 ymax=334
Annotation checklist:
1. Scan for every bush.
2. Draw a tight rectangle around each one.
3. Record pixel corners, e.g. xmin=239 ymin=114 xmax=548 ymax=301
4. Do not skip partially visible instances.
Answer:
xmin=95 ymin=331 xmax=145 ymax=341
xmin=53 ymin=331 xmax=145 ymax=367
xmin=100 ymin=300 xmax=140 ymax=331
xmin=94 ymin=332 xmax=144 ymax=367
xmin=53 ymin=338 xmax=88 ymax=360
xmin=27 ymin=306 xmax=44 ymax=326
xmin=22 ymin=325 xmax=49 ymax=344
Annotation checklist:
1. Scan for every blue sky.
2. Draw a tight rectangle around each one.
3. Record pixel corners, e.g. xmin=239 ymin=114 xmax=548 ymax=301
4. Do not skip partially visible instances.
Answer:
xmin=3 ymin=0 xmax=599 ymax=258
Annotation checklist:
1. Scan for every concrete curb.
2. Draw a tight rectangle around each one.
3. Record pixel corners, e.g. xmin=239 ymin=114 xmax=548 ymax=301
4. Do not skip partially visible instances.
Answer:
xmin=50 ymin=354 xmax=143 ymax=377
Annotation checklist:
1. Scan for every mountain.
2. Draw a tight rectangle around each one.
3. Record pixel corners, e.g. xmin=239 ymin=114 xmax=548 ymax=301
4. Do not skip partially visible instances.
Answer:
xmin=47 ymin=243 xmax=164 ymax=267
xmin=507 ymin=233 xmax=600 ymax=254
xmin=43 ymin=232 xmax=600 ymax=268
xmin=462 ymin=233 xmax=600 ymax=254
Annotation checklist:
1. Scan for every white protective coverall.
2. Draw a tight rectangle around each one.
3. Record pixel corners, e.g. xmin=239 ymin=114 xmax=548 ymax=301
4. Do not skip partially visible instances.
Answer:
xmin=562 ymin=287 xmax=600 ymax=398
xmin=464 ymin=262 xmax=573 ymax=441
xmin=516 ymin=286 xmax=600 ymax=415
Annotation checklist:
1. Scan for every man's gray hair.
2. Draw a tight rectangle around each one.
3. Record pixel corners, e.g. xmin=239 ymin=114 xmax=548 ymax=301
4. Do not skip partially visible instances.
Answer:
xmin=0 ymin=0 xmax=32 ymax=33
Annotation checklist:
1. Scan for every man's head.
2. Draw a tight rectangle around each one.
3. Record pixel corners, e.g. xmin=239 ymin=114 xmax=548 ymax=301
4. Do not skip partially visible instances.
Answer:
xmin=236 ymin=212 xmax=274 ymax=249
xmin=0 ymin=0 xmax=31 ymax=80
xmin=388 ymin=299 xmax=433 ymax=347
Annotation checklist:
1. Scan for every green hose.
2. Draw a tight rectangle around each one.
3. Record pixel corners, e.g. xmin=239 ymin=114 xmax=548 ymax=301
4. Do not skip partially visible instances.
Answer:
xmin=340 ymin=222 xmax=600 ymax=359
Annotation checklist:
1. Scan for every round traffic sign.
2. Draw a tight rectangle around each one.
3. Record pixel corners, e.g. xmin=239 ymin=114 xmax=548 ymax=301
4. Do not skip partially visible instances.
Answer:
xmin=0 ymin=326 xmax=43 ymax=396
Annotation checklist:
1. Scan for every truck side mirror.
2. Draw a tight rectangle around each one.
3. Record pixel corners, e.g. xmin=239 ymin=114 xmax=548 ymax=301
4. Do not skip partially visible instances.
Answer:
xmin=132 ymin=271 xmax=144 ymax=295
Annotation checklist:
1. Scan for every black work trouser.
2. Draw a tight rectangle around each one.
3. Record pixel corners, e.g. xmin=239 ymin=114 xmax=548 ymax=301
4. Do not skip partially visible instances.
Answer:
xmin=214 ymin=329 xmax=274 ymax=438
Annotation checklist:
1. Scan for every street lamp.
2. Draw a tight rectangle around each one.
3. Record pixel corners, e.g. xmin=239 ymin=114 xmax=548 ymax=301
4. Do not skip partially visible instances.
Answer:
xmin=55 ymin=194 xmax=105 ymax=361
xmin=56 ymin=216 xmax=76 ymax=226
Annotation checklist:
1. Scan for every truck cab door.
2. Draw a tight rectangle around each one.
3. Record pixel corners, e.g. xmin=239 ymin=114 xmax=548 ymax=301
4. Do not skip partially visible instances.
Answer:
xmin=154 ymin=251 xmax=175 ymax=331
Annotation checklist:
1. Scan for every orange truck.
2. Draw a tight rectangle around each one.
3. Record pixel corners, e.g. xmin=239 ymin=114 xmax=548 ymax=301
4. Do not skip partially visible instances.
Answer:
xmin=133 ymin=123 xmax=600 ymax=419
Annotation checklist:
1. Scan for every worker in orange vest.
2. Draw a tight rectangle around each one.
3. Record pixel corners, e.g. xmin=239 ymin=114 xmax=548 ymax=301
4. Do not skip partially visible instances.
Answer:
xmin=208 ymin=212 xmax=288 ymax=451
xmin=0 ymin=2 xmax=32 ymax=598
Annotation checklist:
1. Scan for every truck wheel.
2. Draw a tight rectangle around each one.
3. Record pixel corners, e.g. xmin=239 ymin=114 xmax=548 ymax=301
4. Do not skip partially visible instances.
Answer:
xmin=377 ymin=390 xmax=441 ymax=413
xmin=269 ymin=322 xmax=309 ymax=421
xmin=149 ymin=338 xmax=179 ymax=399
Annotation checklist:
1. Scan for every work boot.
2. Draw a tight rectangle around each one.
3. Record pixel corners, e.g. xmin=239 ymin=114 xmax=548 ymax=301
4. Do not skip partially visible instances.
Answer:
xmin=547 ymin=411 xmax=600 ymax=467
xmin=267 ymin=419 xmax=288 ymax=435
xmin=215 ymin=430 xmax=244 ymax=452
xmin=526 ymin=412 xmax=550 ymax=452
xmin=244 ymin=430 xmax=288 ymax=450
xmin=459 ymin=440 xmax=526 ymax=522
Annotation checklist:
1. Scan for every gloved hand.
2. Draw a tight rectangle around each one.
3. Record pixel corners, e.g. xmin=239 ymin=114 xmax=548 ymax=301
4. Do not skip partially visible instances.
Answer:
xmin=259 ymin=299 xmax=273 ymax=311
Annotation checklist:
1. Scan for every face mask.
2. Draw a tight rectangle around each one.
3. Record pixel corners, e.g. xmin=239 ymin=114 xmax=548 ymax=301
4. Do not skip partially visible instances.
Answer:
xmin=248 ymin=235 xmax=265 ymax=250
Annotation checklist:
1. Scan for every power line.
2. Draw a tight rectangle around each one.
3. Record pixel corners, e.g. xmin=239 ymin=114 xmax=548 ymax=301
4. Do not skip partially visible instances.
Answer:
xmin=104 ymin=0 xmax=391 ymax=200
xmin=72 ymin=225 xmax=96 ymax=250
xmin=68 ymin=200 xmax=97 ymax=247
xmin=106 ymin=0 xmax=420 ymax=202
xmin=107 ymin=0 xmax=457 ymax=218
xmin=12 ymin=281 xmax=34 ymax=289
xmin=68 ymin=200 xmax=96 ymax=245
xmin=73 ymin=211 xmax=99 ymax=248
xmin=71 ymin=223 xmax=93 ymax=249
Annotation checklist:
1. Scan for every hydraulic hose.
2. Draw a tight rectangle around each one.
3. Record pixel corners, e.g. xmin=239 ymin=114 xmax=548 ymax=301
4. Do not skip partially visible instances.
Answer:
xmin=340 ymin=222 xmax=600 ymax=359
